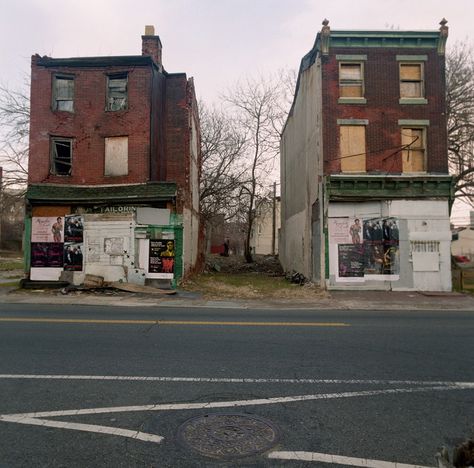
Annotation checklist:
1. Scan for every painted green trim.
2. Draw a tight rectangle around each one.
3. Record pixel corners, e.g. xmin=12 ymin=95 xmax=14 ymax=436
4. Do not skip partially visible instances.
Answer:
xmin=338 ymin=97 xmax=367 ymax=104
xmin=326 ymin=175 xmax=453 ymax=200
xmin=337 ymin=119 xmax=369 ymax=125
xmin=396 ymin=54 xmax=428 ymax=61
xmin=324 ymin=226 xmax=329 ymax=280
xmin=399 ymin=98 xmax=428 ymax=105
xmin=336 ymin=54 xmax=367 ymax=61
xmin=398 ymin=119 xmax=430 ymax=126
xmin=24 ymin=216 xmax=32 ymax=274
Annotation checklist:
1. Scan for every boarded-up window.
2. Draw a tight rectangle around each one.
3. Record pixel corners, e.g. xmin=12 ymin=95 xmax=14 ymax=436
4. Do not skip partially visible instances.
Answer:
xmin=107 ymin=74 xmax=128 ymax=111
xmin=51 ymin=138 xmax=72 ymax=175
xmin=339 ymin=63 xmax=364 ymax=98
xmin=339 ymin=125 xmax=366 ymax=172
xmin=401 ymin=128 xmax=426 ymax=172
xmin=53 ymin=76 xmax=74 ymax=112
xmin=105 ymin=136 xmax=128 ymax=176
xmin=400 ymin=63 xmax=423 ymax=98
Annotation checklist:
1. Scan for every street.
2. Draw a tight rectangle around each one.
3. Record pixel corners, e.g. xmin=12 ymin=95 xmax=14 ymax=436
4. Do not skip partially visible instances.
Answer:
xmin=0 ymin=303 xmax=473 ymax=467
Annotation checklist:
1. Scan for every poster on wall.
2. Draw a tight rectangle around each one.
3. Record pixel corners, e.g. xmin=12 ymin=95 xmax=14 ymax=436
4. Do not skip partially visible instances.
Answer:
xmin=32 ymin=217 xmax=64 ymax=243
xmin=31 ymin=243 xmax=64 ymax=268
xmin=338 ymin=244 xmax=365 ymax=277
xmin=64 ymin=243 xmax=83 ymax=271
xmin=64 ymin=215 xmax=83 ymax=242
xmin=363 ymin=217 xmax=399 ymax=276
xmin=332 ymin=216 xmax=400 ymax=280
xmin=149 ymin=239 xmax=175 ymax=277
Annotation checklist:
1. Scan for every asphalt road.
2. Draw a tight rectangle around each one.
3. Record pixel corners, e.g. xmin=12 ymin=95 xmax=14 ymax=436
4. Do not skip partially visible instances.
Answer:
xmin=0 ymin=304 xmax=473 ymax=467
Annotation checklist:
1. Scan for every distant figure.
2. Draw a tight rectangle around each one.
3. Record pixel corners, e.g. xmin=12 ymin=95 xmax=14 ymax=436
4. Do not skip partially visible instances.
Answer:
xmin=51 ymin=217 xmax=63 ymax=242
xmin=222 ymin=238 xmax=230 ymax=257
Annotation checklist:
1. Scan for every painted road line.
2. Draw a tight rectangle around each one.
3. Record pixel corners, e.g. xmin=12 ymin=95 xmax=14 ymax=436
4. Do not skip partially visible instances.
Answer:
xmin=0 ymin=415 xmax=163 ymax=444
xmin=0 ymin=317 xmax=349 ymax=327
xmin=3 ymin=384 xmax=472 ymax=419
xmin=268 ymin=450 xmax=434 ymax=467
xmin=0 ymin=374 xmax=473 ymax=387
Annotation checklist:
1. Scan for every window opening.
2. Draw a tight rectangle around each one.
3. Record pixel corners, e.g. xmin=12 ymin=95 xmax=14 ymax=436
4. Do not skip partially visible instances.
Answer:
xmin=401 ymin=128 xmax=426 ymax=172
xmin=339 ymin=125 xmax=366 ymax=172
xmin=51 ymin=138 xmax=72 ymax=175
xmin=400 ymin=63 xmax=424 ymax=98
xmin=339 ymin=63 xmax=364 ymax=98
xmin=107 ymin=74 xmax=128 ymax=111
xmin=53 ymin=76 xmax=74 ymax=112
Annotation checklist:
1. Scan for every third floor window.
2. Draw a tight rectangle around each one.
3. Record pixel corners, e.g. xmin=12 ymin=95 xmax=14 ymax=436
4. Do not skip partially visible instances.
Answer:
xmin=400 ymin=63 xmax=424 ymax=98
xmin=107 ymin=74 xmax=128 ymax=111
xmin=53 ymin=75 xmax=74 ymax=112
xmin=339 ymin=63 xmax=364 ymax=98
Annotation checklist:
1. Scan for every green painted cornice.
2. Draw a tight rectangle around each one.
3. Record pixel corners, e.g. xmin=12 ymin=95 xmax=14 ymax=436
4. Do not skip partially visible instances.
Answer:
xmin=326 ymin=175 xmax=453 ymax=202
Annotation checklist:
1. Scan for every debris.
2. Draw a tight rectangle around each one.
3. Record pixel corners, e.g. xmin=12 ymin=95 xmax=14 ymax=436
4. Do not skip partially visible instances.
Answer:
xmin=84 ymin=274 xmax=104 ymax=288
xmin=109 ymin=282 xmax=176 ymax=295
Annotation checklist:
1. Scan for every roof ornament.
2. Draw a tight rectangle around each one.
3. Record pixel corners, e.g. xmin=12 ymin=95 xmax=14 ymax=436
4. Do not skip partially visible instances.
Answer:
xmin=321 ymin=19 xmax=331 ymax=55
xmin=438 ymin=18 xmax=448 ymax=56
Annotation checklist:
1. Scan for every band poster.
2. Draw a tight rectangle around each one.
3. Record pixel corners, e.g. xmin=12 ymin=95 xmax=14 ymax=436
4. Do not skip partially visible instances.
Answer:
xmin=330 ymin=217 xmax=400 ymax=279
xmin=64 ymin=215 xmax=83 ymax=271
xmin=149 ymin=239 xmax=175 ymax=277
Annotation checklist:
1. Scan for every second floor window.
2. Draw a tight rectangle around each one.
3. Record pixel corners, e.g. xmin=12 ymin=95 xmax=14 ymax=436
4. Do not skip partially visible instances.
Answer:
xmin=339 ymin=63 xmax=364 ymax=98
xmin=401 ymin=128 xmax=426 ymax=172
xmin=400 ymin=63 xmax=424 ymax=98
xmin=339 ymin=125 xmax=366 ymax=172
xmin=107 ymin=74 xmax=128 ymax=111
xmin=51 ymin=137 xmax=73 ymax=176
xmin=53 ymin=75 xmax=74 ymax=112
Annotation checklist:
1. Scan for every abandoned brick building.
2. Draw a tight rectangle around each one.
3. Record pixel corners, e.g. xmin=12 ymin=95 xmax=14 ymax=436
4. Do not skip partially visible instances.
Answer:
xmin=25 ymin=26 xmax=200 ymax=286
xmin=280 ymin=20 xmax=453 ymax=291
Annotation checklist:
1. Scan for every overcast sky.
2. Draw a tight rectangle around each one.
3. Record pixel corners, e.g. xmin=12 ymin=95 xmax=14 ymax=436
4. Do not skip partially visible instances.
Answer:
xmin=1 ymin=0 xmax=473 ymax=222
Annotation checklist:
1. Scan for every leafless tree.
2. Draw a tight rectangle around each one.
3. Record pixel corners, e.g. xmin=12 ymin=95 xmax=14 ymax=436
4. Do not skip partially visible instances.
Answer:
xmin=222 ymin=74 xmax=292 ymax=262
xmin=0 ymin=84 xmax=29 ymax=192
xmin=199 ymin=102 xmax=247 ymax=222
xmin=446 ymin=42 xmax=474 ymax=206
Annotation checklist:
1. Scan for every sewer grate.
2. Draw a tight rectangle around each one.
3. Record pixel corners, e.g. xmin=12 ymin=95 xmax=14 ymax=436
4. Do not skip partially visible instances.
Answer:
xmin=177 ymin=413 xmax=280 ymax=460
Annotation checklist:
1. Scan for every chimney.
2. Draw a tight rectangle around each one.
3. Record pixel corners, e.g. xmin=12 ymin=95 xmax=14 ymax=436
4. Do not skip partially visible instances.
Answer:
xmin=142 ymin=25 xmax=163 ymax=70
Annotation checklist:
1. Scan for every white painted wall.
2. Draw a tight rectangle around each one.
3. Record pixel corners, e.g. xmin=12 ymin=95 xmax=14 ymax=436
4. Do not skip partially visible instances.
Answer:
xmin=327 ymin=199 xmax=452 ymax=291
xmin=280 ymin=57 xmax=323 ymax=281
xmin=250 ymin=200 xmax=280 ymax=255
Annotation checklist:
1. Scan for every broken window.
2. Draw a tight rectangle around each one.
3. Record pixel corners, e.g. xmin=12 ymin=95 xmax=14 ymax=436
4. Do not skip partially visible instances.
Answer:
xmin=339 ymin=125 xmax=366 ymax=172
xmin=339 ymin=63 xmax=364 ymax=98
xmin=400 ymin=63 xmax=424 ymax=98
xmin=51 ymin=138 xmax=72 ymax=175
xmin=53 ymin=75 xmax=74 ymax=112
xmin=107 ymin=74 xmax=128 ymax=111
xmin=401 ymin=128 xmax=426 ymax=173
xmin=104 ymin=136 xmax=128 ymax=176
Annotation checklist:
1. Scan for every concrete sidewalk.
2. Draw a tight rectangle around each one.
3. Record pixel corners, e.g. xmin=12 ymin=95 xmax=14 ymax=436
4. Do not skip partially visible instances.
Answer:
xmin=1 ymin=283 xmax=474 ymax=310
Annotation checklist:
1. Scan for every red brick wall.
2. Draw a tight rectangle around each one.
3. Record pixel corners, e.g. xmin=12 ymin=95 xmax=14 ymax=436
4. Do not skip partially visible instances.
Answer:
xmin=322 ymin=48 xmax=448 ymax=175
xmin=28 ymin=58 xmax=153 ymax=185
xmin=164 ymin=74 xmax=191 ymax=211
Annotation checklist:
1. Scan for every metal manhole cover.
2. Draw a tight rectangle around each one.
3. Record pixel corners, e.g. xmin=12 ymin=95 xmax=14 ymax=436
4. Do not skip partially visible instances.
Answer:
xmin=177 ymin=413 xmax=280 ymax=459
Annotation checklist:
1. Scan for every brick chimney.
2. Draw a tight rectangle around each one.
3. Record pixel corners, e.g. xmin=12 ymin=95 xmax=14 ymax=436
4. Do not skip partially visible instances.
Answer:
xmin=142 ymin=25 xmax=163 ymax=70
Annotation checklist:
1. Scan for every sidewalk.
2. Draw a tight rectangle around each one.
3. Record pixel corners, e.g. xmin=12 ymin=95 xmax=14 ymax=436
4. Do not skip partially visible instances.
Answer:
xmin=1 ymin=283 xmax=474 ymax=310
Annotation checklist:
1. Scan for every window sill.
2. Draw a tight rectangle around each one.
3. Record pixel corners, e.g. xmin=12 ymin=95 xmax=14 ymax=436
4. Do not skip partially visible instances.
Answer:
xmin=399 ymin=98 xmax=428 ymax=105
xmin=338 ymin=97 xmax=367 ymax=104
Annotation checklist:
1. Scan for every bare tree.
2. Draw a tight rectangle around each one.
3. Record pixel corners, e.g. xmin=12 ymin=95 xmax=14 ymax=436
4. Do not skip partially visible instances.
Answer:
xmin=199 ymin=102 xmax=247 ymax=222
xmin=223 ymin=74 xmax=290 ymax=262
xmin=446 ymin=42 xmax=474 ymax=206
xmin=0 ymin=84 xmax=30 ymax=192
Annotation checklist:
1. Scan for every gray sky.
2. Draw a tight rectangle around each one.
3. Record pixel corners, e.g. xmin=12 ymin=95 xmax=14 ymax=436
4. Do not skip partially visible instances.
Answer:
xmin=1 ymin=0 xmax=473 ymax=222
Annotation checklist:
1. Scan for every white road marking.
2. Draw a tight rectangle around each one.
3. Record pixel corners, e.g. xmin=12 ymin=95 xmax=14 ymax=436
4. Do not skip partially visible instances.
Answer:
xmin=268 ymin=451 xmax=434 ymax=467
xmin=2 ymin=384 xmax=472 ymax=419
xmin=1 ymin=415 xmax=163 ymax=443
xmin=0 ymin=373 xmax=473 ymax=387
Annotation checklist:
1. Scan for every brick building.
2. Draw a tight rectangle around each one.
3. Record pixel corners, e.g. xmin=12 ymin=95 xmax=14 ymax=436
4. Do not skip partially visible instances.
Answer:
xmin=280 ymin=20 xmax=453 ymax=291
xmin=25 ymin=26 xmax=201 ymax=286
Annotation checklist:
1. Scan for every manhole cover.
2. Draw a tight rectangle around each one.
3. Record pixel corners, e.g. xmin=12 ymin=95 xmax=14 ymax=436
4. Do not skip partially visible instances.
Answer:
xmin=177 ymin=413 xmax=279 ymax=459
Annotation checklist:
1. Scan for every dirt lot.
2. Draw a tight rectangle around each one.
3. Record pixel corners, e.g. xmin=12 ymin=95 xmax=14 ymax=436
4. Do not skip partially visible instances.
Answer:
xmin=182 ymin=254 xmax=327 ymax=300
